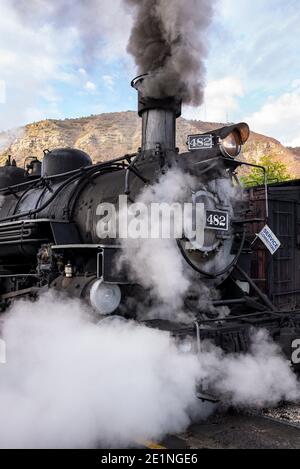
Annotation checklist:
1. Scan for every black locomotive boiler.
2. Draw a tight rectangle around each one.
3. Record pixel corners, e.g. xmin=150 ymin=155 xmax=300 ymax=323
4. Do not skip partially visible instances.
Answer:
xmin=0 ymin=77 xmax=300 ymax=363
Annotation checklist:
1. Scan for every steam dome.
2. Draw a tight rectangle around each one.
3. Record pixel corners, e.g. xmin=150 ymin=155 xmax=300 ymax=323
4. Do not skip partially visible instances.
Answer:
xmin=42 ymin=148 xmax=92 ymax=177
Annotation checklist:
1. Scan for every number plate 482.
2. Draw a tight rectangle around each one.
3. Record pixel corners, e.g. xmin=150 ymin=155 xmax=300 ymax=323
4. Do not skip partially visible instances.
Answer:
xmin=188 ymin=134 xmax=213 ymax=151
xmin=206 ymin=211 xmax=229 ymax=231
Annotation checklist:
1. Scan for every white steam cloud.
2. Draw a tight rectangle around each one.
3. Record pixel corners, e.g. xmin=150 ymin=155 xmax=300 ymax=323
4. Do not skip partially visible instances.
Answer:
xmin=199 ymin=329 xmax=300 ymax=407
xmin=0 ymin=294 xmax=299 ymax=449
xmin=119 ymin=169 xmax=197 ymax=318
xmin=0 ymin=293 xmax=200 ymax=449
xmin=119 ymin=169 xmax=242 ymax=321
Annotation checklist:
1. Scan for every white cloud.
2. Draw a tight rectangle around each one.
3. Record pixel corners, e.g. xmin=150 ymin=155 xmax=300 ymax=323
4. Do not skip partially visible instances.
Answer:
xmin=209 ymin=0 xmax=300 ymax=92
xmin=245 ymin=82 xmax=300 ymax=146
xmin=183 ymin=76 xmax=245 ymax=123
xmin=84 ymin=81 xmax=97 ymax=92
xmin=78 ymin=68 xmax=87 ymax=77
xmin=39 ymin=85 xmax=61 ymax=104
xmin=24 ymin=105 xmax=61 ymax=124
xmin=1 ymin=0 xmax=298 ymax=144
xmin=292 ymin=79 xmax=300 ymax=89
xmin=102 ymin=75 xmax=115 ymax=91
xmin=95 ymin=1 xmax=132 ymax=61
xmin=0 ymin=0 xmax=133 ymax=131
xmin=0 ymin=0 xmax=78 ymax=130
xmin=0 ymin=80 xmax=5 ymax=104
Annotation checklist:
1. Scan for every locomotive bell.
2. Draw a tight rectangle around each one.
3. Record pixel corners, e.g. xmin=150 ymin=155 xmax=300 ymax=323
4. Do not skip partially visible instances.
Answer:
xmin=0 ymin=156 xmax=27 ymax=190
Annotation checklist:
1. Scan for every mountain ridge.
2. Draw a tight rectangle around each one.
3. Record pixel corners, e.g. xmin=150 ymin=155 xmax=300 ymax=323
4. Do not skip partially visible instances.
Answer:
xmin=0 ymin=111 xmax=299 ymax=177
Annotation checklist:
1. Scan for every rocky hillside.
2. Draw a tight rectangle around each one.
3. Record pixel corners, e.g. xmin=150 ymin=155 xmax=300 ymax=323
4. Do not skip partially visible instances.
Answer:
xmin=288 ymin=147 xmax=300 ymax=159
xmin=1 ymin=111 xmax=299 ymax=177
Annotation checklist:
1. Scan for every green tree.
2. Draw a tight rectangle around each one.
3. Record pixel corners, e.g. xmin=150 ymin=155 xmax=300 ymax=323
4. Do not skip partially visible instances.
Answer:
xmin=240 ymin=155 xmax=292 ymax=187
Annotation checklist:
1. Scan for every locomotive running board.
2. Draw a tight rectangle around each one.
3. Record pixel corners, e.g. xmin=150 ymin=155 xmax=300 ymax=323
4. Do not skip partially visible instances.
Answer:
xmin=196 ymin=390 xmax=220 ymax=404
xmin=0 ymin=286 xmax=43 ymax=301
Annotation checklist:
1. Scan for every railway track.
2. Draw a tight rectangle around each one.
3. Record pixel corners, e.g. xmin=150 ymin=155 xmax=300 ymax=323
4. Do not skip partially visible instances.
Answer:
xmin=145 ymin=406 xmax=300 ymax=449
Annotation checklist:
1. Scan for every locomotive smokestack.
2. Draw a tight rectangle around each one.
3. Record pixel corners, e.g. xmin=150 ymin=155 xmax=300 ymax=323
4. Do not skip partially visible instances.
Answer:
xmin=132 ymin=76 xmax=182 ymax=152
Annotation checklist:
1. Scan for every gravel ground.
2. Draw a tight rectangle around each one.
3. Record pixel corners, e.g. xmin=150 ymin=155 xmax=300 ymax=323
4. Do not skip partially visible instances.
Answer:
xmin=166 ymin=410 xmax=300 ymax=449
xmin=263 ymin=403 xmax=300 ymax=427
xmin=160 ymin=406 xmax=300 ymax=449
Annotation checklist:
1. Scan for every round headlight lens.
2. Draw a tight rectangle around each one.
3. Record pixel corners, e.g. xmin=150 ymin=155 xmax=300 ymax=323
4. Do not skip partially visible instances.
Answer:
xmin=220 ymin=131 xmax=241 ymax=158
xmin=178 ymin=338 xmax=194 ymax=354
xmin=90 ymin=280 xmax=121 ymax=315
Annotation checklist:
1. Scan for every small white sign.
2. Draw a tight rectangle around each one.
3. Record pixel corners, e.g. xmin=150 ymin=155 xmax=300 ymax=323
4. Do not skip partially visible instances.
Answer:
xmin=258 ymin=225 xmax=281 ymax=255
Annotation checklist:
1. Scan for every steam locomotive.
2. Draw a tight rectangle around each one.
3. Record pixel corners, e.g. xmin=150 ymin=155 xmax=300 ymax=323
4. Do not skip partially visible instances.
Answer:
xmin=0 ymin=76 xmax=300 ymax=364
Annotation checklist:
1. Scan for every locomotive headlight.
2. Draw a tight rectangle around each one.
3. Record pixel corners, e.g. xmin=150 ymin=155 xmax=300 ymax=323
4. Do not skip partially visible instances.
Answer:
xmin=177 ymin=337 xmax=195 ymax=354
xmin=90 ymin=280 xmax=121 ymax=315
xmin=220 ymin=130 xmax=242 ymax=158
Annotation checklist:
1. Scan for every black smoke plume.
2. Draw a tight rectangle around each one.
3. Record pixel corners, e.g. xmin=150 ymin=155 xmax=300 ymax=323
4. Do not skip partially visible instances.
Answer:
xmin=125 ymin=0 xmax=216 ymax=104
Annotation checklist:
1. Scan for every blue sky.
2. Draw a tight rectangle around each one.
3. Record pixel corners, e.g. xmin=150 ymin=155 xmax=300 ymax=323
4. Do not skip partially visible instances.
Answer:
xmin=0 ymin=0 xmax=300 ymax=146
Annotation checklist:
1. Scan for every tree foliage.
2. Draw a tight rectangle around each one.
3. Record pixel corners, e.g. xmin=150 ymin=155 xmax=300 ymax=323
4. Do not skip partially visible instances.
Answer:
xmin=240 ymin=155 xmax=292 ymax=187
